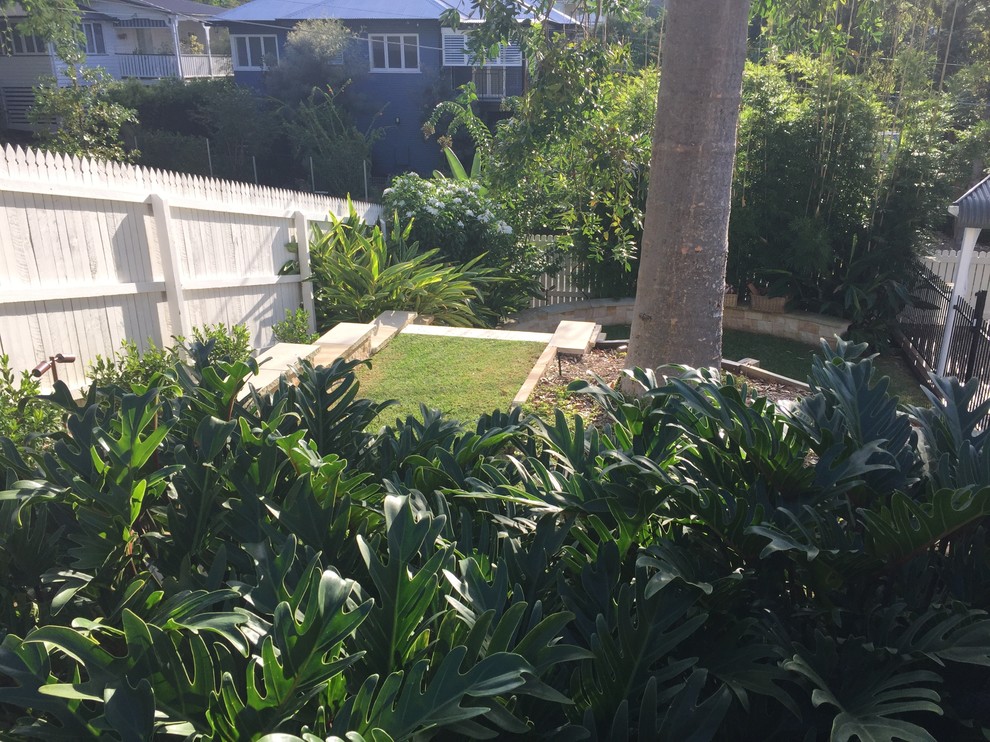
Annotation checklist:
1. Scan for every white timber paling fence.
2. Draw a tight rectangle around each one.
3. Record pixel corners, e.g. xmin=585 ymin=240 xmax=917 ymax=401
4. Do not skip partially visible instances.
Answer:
xmin=0 ymin=145 xmax=382 ymax=391
xmin=924 ymin=249 xmax=990 ymax=305
xmin=527 ymin=236 xmax=639 ymax=307
xmin=528 ymin=238 xmax=591 ymax=307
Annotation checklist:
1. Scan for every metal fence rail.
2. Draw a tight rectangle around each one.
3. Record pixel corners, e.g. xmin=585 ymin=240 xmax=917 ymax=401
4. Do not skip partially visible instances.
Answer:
xmin=897 ymin=263 xmax=990 ymax=417
xmin=897 ymin=263 xmax=953 ymax=373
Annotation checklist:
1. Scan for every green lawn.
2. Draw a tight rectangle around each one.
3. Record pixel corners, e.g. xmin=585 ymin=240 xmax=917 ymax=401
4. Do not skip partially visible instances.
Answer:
xmin=602 ymin=325 xmax=929 ymax=406
xmin=356 ymin=334 xmax=546 ymax=425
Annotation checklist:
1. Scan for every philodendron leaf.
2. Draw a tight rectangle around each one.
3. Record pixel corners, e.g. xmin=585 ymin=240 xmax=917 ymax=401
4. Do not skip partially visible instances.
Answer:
xmin=656 ymin=670 xmax=732 ymax=742
xmin=783 ymin=655 xmax=942 ymax=742
xmin=0 ymin=634 xmax=95 ymax=736
xmin=639 ymin=541 xmax=715 ymax=597
xmin=348 ymin=647 xmax=533 ymax=740
xmin=859 ymin=487 xmax=990 ymax=562
xmin=104 ymin=677 xmax=155 ymax=740
xmin=893 ymin=606 xmax=990 ymax=667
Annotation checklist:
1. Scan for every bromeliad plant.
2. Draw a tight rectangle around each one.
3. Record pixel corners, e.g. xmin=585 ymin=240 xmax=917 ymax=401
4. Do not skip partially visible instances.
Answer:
xmin=2 ymin=340 xmax=990 ymax=739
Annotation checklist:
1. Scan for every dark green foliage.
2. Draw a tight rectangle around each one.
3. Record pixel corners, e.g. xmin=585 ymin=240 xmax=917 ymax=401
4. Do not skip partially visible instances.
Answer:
xmin=88 ymin=323 xmax=251 ymax=390
xmin=0 ymin=354 xmax=62 ymax=447
xmin=272 ymin=308 xmax=319 ymax=345
xmin=3 ymin=337 xmax=990 ymax=739
xmin=308 ymin=205 xmax=498 ymax=328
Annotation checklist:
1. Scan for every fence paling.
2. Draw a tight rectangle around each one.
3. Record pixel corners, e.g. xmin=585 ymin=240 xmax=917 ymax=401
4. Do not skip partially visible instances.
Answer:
xmin=0 ymin=145 xmax=381 ymax=391
xmin=527 ymin=242 xmax=638 ymax=308
xmin=924 ymin=249 xmax=990 ymax=305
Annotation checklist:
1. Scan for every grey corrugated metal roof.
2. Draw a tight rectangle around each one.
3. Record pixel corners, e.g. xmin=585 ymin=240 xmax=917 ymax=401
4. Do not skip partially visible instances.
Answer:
xmin=214 ymin=0 xmax=575 ymax=25
xmin=122 ymin=0 xmax=223 ymax=18
xmin=216 ymin=0 xmax=457 ymax=23
xmin=951 ymin=174 xmax=990 ymax=229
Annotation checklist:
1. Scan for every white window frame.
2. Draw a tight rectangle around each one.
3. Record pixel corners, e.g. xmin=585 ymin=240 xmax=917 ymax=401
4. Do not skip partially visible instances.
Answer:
xmin=441 ymin=30 xmax=522 ymax=68
xmin=82 ymin=22 xmax=106 ymax=55
xmin=6 ymin=27 xmax=47 ymax=55
xmin=368 ymin=33 xmax=419 ymax=73
xmin=231 ymin=34 xmax=278 ymax=71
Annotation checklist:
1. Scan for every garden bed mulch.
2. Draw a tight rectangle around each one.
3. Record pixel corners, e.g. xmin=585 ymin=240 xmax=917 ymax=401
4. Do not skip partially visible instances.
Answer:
xmin=526 ymin=346 xmax=807 ymax=426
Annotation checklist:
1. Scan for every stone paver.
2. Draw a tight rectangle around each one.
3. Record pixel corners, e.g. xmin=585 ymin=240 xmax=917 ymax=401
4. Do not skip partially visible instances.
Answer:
xmin=239 ymin=342 xmax=320 ymax=399
xmin=371 ymin=311 xmax=418 ymax=353
xmin=550 ymin=320 xmax=599 ymax=356
xmin=313 ymin=322 xmax=375 ymax=365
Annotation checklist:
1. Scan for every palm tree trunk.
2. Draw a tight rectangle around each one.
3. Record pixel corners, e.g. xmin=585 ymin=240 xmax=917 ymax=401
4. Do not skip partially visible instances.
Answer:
xmin=624 ymin=0 xmax=751 ymax=374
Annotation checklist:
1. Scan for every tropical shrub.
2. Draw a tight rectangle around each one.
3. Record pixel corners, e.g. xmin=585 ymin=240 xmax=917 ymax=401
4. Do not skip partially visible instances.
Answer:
xmin=473 ymin=38 xmax=654 ymax=299
xmin=3 ymin=339 xmax=990 ymax=739
xmin=384 ymin=173 xmax=515 ymax=265
xmin=729 ymin=56 xmax=960 ymax=339
xmin=0 ymin=355 xmax=62 ymax=446
xmin=88 ymin=324 xmax=251 ymax=389
xmin=309 ymin=207 xmax=497 ymax=327
xmin=383 ymin=173 xmax=559 ymax=318
xmin=265 ymin=19 xmax=350 ymax=106
xmin=283 ymin=86 xmax=381 ymax=198
xmin=273 ymin=308 xmax=318 ymax=344
xmin=87 ymin=338 xmax=181 ymax=389
xmin=30 ymin=66 xmax=137 ymax=163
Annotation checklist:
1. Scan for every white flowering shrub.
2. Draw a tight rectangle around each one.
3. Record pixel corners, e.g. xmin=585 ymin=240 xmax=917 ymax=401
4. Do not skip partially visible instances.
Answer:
xmin=384 ymin=174 xmax=515 ymax=263
xmin=384 ymin=173 xmax=561 ymax=318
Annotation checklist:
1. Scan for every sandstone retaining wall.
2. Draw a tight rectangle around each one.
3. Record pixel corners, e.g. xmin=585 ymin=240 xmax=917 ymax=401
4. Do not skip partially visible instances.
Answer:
xmin=506 ymin=298 xmax=849 ymax=348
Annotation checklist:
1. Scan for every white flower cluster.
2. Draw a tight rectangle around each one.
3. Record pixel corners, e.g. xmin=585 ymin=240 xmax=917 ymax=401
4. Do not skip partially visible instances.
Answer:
xmin=383 ymin=174 xmax=515 ymax=248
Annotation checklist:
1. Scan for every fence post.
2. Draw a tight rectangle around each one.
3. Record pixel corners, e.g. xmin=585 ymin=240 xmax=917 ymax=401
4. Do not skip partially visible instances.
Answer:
xmin=938 ymin=226 xmax=982 ymax=374
xmin=294 ymin=210 xmax=317 ymax=336
xmin=965 ymin=290 xmax=988 ymax=380
xmin=150 ymin=194 xmax=190 ymax=340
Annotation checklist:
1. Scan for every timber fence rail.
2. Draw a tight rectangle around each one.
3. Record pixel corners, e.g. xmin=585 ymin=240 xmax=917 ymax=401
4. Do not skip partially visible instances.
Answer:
xmin=0 ymin=145 xmax=381 ymax=391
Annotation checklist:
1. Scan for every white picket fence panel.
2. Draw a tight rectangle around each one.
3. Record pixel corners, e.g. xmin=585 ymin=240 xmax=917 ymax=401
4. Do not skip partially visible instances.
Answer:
xmin=924 ymin=249 xmax=990 ymax=306
xmin=527 ymin=237 xmax=594 ymax=307
xmin=0 ymin=145 xmax=381 ymax=391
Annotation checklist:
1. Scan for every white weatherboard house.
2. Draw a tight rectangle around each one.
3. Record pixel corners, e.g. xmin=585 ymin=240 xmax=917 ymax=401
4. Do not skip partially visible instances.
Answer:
xmin=0 ymin=0 xmax=232 ymax=131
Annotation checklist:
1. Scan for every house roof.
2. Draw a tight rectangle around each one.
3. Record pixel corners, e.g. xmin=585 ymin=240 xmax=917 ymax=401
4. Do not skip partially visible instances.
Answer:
xmin=3 ymin=0 xmax=219 ymax=20
xmin=214 ymin=0 xmax=575 ymax=26
xmin=114 ymin=0 xmax=221 ymax=19
xmin=951 ymin=174 xmax=990 ymax=229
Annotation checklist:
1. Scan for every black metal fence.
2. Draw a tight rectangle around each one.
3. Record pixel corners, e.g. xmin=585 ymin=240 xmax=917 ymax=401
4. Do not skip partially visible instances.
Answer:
xmin=897 ymin=263 xmax=990 ymax=411
xmin=897 ymin=263 xmax=952 ymax=372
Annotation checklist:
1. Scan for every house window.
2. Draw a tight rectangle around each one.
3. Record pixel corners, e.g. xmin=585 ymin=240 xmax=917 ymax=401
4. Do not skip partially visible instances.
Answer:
xmin=368 ymin=34 xmax=418 ymax=72
xmin=3 ymin=28 xmax=47 ymax=55
xmin=82 ymin=22 xmax=106 ymax=55
xmin=441 ymin=32 xmax=522 ymax=67
xmin=231 ymin=35 xmax=278 ymax=70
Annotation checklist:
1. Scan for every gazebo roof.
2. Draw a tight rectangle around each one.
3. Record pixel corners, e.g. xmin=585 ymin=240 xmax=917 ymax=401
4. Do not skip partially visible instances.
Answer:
xmin=950 ymin=173 xmax=990 ymax=229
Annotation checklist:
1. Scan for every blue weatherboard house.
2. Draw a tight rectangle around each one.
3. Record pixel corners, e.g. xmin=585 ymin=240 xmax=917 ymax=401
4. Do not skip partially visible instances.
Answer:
xmin=212 ymin=0 xmax=575 ymax=178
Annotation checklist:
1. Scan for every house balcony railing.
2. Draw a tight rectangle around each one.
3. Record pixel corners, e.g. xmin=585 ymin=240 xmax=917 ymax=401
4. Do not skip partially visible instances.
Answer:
xmin=117 ymin=54 xmax=232 ymax=80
